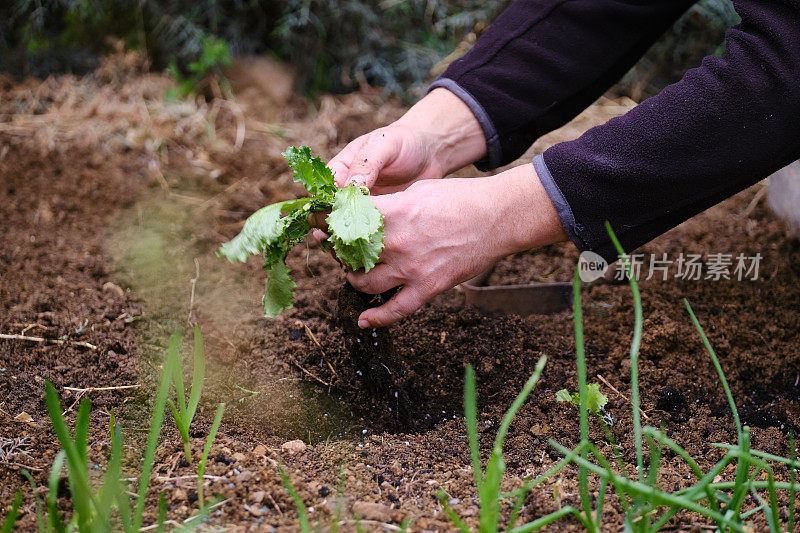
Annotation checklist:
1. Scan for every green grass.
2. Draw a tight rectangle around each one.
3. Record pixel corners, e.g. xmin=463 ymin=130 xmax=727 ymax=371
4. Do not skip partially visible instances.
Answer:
xmin=0 ymin=328 xmax=223 ymax=532
xmin=435 ymin=222 xmax=799 ymax=532
xmin=278 ymin=464 xmax=311 ymax=533
xmin=197 ymin=402 xmax=225 ymax=507
xmin=168 ymin=324 xmax=207 ymax=462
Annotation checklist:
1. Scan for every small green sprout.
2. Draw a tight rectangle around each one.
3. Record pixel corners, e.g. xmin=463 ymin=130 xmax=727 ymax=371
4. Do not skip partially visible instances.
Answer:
xmin=168 ymin=324 xmax=206 ymax=463
xmin=3 ymin=330 xmax=222 ymax=533
xmin=556 ymin=383 xmax=609 ymax=414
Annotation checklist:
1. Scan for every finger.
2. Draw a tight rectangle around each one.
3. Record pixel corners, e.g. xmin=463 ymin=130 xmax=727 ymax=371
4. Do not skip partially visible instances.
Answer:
xmin=328 ymin=138 xmax=365 ymax=187
xmin=310 ymin=228 xmax=329 ymax=245
xmin=346 ymin=131 xmax=401 ymax=189
xmin=346 ymin=264 xmax=402 ymax=295
xmin=357 ymin=284 xmax=429 ymax=328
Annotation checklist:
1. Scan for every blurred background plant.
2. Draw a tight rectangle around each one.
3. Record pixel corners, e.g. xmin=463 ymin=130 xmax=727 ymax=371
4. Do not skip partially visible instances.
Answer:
xmin=0 ymin=0 xmax=739 ymax=99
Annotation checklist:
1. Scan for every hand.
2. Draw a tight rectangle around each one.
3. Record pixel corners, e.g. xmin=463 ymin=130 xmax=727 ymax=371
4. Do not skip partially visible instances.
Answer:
xmin=342 ymin=164 xmax=568 ymax=327
xmin=328 ymin=88 xmax=487 ymax=195
xmin=328 ymin=123 xmax=444 ymax=195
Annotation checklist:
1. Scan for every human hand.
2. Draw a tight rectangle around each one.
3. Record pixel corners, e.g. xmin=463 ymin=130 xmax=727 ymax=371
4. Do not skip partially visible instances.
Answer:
xmin=328 ymin=123 xmax=445 ymax=196
xmin=328 ymin=88 xmax=487 ymax=195
xmin=333 ymin=164 xmax=568 ymax=327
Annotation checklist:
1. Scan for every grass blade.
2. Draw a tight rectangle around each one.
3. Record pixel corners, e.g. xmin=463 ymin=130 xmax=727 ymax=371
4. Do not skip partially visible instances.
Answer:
xmin=186 ymin=323 xmax=205 ymax=424
xmin=20 ymin=469 xmax=46 ymax=533
xmin=44 ymin=381 xmax=98 ymax=530
xmin=155 ymin=495 xmax=168 ymax=533
xmin=790 ymin=431 xmax=796 ymax=533
xmin=508 ymin=506 xmax=581 ymax=533
xmin=492 ymin=356 xmax=547 ymax=456
xmin=170 ymin=331 xmax=188 ymax=421
xmin=98 ymin=423 xmax=124 ymax=521
xmin=571 ymin=268 xmax=593 ymax=527
xmin=464 ymin=364 xmax=483 ymax=493
xmin=549 ymin=440 xmax=747 ymax=532
xmin=169 ymin=399 xmax=191 ymax=461
xmin=605 ymin=222 xmax=644 ymax=485
xmin=507 ymin=482 xmax=532 ymax=531
xmin=74 ymin=399 xmax=91 ymax=470
xmin=48 ymin=451 xmax=67 ymax=533
xmin=278 ymin=463 xmax=311 ymax=533
xmin=437 ymin=492 xmax=471 ymax=533
xmin=0 ymin=491 xmax=22 ymax=533
xmin=683 ymin=299 xmax=742 ymax=439
xmin=133 ymin=333 xmax=181 ymax=531
xmin=197 ymin=403 xmax=225 ymax=507
xmin=480 ymin=356 xmax=547 ymax=532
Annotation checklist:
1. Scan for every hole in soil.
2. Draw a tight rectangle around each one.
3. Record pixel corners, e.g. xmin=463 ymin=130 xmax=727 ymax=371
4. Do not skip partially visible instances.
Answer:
xmin=106 ymin=183 xmax=358 ymax=442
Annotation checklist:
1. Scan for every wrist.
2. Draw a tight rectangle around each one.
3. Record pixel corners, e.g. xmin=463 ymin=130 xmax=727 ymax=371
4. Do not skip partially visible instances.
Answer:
xmin=395 ymin=88 xmax=487 ymax=175
xmin=487 ymin=164 xmax=568 ymax=257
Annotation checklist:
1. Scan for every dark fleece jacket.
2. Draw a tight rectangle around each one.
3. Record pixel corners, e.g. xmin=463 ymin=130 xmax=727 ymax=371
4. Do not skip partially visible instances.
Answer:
xmin=431 ymin=0 xmax=800 ymax=261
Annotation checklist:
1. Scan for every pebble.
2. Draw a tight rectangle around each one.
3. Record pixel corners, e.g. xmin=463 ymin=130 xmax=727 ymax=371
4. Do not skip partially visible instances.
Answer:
xmin=352 ymin=501 xmax=393 ymax=522
xmin=281 ymin=439 xmax=307 ymax=455
xmin=252 ymin=444 xmax=267 ymax=457
xmin=236 ymin=470 xmax=253 ymax=483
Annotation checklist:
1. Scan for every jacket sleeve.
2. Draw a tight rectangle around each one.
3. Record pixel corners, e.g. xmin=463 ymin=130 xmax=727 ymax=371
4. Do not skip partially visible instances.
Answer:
xmin=541 ymin=0 xmax=800 ymax=261
xmin=430 ymin=0 xmax=695 ymax=170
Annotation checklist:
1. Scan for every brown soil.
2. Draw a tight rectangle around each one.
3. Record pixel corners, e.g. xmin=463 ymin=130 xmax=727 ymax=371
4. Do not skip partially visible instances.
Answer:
xmin=1 ymin=66 xmax=799 ymax=532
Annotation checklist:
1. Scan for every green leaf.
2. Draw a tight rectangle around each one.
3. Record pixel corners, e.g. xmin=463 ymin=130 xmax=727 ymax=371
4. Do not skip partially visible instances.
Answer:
xmin=186 ymin=323 xmax=205 ymax=425
xmin=282 ymin=146 xmax=336 ymax=197
xmin=555 ymin=384 xmax=608 ymax=414
xmin=331 ymin=230 xmax=384 ymax=272
xmin=586 ymin=383 xmax=609 ymax=413
xmin=263 ymin=260 xmax=296 ymax=318
xmin=218 ymin=201 xmax=289 ymax=263
xmin=133 ymin=335 xmax=181 ymax=531
xmin=219 ymin=146 xmax=386 ymax=318
xmin=283 ymin=208 xmax=313 ymax=249
xmin=326 ymin=185 xmax=382 ymax=244
xmin=555 ymin=389 xmax=572 ymax=403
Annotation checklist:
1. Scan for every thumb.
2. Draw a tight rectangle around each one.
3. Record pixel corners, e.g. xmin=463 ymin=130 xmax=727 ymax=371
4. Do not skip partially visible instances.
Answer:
xmin=357 ymin=284 xmax=428 ymax=328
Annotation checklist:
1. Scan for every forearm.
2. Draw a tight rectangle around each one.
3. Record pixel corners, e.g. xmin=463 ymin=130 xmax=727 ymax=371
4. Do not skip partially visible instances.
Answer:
xmin=542 ymin=0 xmax=800 ymax=261
xmin=432 ymin=0 xmax=694 ymax=169
xmin=488 ymin=163 xmax=568 ymax=255
xmin=394 ymin=88 xmax=487 ymax=175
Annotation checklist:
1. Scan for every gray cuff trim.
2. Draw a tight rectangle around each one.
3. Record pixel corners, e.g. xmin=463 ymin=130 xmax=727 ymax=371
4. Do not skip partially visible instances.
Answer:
xmin=428 ymin=78 xmax=502 ymax=170
xmin=532 ymin=154 xmax=587 ymax=251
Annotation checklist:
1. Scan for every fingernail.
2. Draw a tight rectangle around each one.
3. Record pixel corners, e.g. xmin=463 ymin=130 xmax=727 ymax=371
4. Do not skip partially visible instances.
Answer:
xmin=358 ymin=320 xmax=369 ymax=329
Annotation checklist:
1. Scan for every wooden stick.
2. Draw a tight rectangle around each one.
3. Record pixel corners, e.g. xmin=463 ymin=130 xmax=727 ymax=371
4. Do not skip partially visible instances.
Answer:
xmin=295 ymin=320 xmax=337 ymax=377
xmin=63 ymin=385 xmax=141 ymax=393
xmin=597 ymin=374 xmax=651 ymax=421
xmin=0 ymin=333 xmax=97 ymax=350
xmin=0 ymin=461 xmax=44 ymax=472
xmin=290 ymin=359 xmax=330 ymax=388
xmin=187 ymin=257 xmax=200 ymax=325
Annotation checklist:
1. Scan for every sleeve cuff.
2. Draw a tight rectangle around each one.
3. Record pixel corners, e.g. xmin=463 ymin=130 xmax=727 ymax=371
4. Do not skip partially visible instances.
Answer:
xmin=532 ymin=154 xmax=588 ymax=253
xmin=428 ymin=78 xmax=502 ymax=170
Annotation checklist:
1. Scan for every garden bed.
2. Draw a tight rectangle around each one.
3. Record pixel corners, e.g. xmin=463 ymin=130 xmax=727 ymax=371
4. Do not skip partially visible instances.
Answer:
xmin=1 ymin=63 xmax=798 ymax=531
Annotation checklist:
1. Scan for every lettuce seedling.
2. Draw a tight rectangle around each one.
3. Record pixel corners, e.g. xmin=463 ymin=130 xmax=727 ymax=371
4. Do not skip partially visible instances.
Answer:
xmin=556 ymin=383 xmax=609 ymax=414
xmin=218 ymin=146 xmax=384 ymax=317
